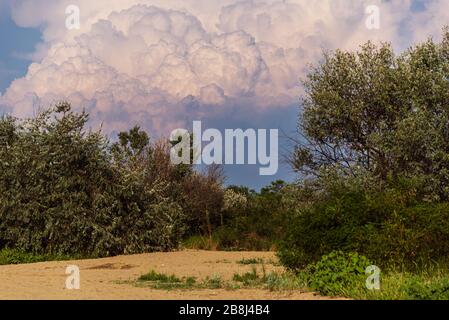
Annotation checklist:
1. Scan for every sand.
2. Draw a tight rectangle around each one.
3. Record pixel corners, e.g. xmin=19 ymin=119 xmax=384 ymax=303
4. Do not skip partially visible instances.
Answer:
xmin=0 ymin=250 xmax=336 ymax=300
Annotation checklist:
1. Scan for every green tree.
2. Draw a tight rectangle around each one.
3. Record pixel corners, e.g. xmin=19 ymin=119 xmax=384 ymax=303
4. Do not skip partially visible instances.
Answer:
xmin=293 ymin=28 xmax=449 ymax=199
xmin=0 ymin=103 xmax=185 ymax=256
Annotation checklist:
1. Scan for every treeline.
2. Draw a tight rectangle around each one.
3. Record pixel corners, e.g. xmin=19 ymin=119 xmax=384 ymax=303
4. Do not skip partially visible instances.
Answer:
xmin=0 ymin=103 xmax=289 ymax=257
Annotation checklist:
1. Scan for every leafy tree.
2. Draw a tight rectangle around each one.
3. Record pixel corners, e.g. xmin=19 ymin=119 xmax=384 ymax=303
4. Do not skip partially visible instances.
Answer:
xmin=0 ymin=103 xmax=185 ymax=256
xmin=293 ymin=28 xmax=449 ymax=199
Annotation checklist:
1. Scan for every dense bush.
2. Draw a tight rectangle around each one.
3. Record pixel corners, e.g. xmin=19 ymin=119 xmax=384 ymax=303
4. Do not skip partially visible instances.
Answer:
xmin=212 ymin=181 xmax=291 ymax=250
xmin=0 ymin=103 xmax=186 ymax=257
xmin=278 ymin=29 xmax=449 ymax=297
xmin=307 ymin=251 xmax=371 ymax=296
xmin=278 ymin=177 xmax=449 ymax=270
xmin=402 ymin=276 xmax=449 ymax=300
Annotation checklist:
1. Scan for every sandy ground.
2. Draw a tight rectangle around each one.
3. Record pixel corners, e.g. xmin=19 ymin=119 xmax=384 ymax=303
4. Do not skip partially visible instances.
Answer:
xmin=0 ymin=250 xmax=336 ymax=300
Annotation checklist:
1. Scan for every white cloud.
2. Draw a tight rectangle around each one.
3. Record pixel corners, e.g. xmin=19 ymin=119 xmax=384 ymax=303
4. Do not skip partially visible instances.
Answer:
xmin=1 ymin=0 xmax=447 ymax=135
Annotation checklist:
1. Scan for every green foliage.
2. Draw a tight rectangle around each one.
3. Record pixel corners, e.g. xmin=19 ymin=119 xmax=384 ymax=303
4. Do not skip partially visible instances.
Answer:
xmin=279 ymin=28 xmax=449 ymax=300
xmin=231 ymin=266 xmax=308 ymax=292
xmin=138 ymin=270 xmax=182 ymax=283
xmin=278 ymin=177 xmax=449 ymax=270
xmin=214 ymin=181 xmax=290 ymax=251
xmin=137 ymin=270 xmax=198 ymax=290
xmin=402 ymin=276 xmax=449 ymax=300
xmin=0 ymin=248 xmax=73 ymax=265
xmin=294 ymin=28 xmax=449 ymax=200
xmin=233 ymin=266 xmax=262 ymax=286
xmin=137 ymin=270 xmax=227 ymax=290
xmin=182 ymin=235 xmax=216 ymax=250
xmin=264 ymin=271 xmax=309 ymax=292
xmin=203 ymin=274 xmax=223 ymax=289
xmin=0 ymin=103 xmax=186 ymax=257
xmin=306 ymin=251 xmax=371 ymax=297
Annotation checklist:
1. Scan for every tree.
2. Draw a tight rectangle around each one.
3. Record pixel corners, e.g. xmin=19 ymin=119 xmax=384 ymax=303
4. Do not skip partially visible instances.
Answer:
xmin=293 ymin=28 xmax=449 ymax=199
xmin=0 ymin=103 xmax=185 ymax=256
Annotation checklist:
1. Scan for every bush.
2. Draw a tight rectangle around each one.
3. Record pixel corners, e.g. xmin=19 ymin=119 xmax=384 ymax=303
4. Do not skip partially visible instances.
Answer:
xmin=278 ymin=178 xmax=449 ymax=270
xmin=212 ymin=181 xmax=291 ymax=251
xmin=0 ymin=104 xmax=186 ymax=257
xmin=307 ymin=251 xmax=371 ymax=297
xmin=402 ymin=276 xmax=449 ymax=300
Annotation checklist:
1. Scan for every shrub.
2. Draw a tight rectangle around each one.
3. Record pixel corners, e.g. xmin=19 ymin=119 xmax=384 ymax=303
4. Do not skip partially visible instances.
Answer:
xmin=307 ymin=251 xmax=371 ymax=297
xmin=233 ymin=267 xmax=262 ymax=286
xmin=138 ymin=270 xmax=181 ymax=283
xmin=402 ymin=276 xmax=449 ymax=300
xmin=0 ymin=104 xmax=186 ymax=257
xmin=213 ymin=181 xmax=291 ymax=251
xmin=277 ymin=178 xmax=449 ymax=270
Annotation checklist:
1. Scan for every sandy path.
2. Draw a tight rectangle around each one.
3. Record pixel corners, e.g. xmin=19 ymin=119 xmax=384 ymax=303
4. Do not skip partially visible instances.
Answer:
xmin=0 ymin=250 xmax=333 ymax=300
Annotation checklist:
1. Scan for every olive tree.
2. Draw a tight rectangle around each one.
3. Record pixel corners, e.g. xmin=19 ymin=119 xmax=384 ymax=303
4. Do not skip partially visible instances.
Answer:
xmin=294 ymin=28 xmax=449 ymax=199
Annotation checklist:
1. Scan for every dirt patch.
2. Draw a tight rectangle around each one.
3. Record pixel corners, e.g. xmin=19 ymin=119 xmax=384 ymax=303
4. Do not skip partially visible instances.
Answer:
xmin=86 ymin=263 xmax=137 ymax=270
xmin=0 ymin=250 xmax=338 ymax=300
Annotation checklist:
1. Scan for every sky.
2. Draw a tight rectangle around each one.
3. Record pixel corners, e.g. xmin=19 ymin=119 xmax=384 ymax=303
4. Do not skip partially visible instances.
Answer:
xmin=0 ymin=0 xmax=447 ymax=189
xmin=0 ymin=3 xmax=40 ymax=96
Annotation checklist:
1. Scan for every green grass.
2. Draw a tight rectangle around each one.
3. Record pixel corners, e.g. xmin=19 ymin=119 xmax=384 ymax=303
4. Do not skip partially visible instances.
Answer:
xmin=134 ymin=262 xmax=449 ymax=299
xmin=344 ymin=269 xmax=449 ymax=300
xmin=203 ymin=274 xmax=223 ymax=289
xmin=137 ymin=270 xmax=191 ymax=290
xmin=137 ymin=270 xmax=228 ymax=290
xmin=231 ymin=265 xmax=308 ymax=291
xmin=182 ymin=235 xmax=219 ymax=250
xmin=138 ymin=270 xmax=182 ymax=283
xmin=233 ymin=266 xmax=263 ymax=286
xmin=136 ymin=266 xmax=308 ymax=293
xmin=0 ymin=248 xmax=76 ymax=265
xmin=287 ymin=260 xmax=449 ymax=300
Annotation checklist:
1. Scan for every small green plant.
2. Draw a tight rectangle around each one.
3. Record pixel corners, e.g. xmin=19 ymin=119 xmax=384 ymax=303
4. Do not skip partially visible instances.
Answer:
xmin=136 ymin=268 xmax=308 ymax=292
xmin=137 ymin=270 xmax=230 ymax=290
xmin=233 ymin=267 xmax=261 ymax=286
xmin=203 ymin=274 xmax=223 ymax=289
xmin=264 ymin=272 xmax=309 ymax=292
xmin=137 ymin=270 xmax=195 ymax=290
xmin=138 ymin=270 xmax=182 ymax=283
xmin=307 ymin=251 xmax=372 ymax=297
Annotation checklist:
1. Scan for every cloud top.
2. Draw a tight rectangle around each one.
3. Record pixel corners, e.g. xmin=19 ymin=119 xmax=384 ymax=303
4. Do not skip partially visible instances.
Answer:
xmin=1 ymin=0 xmax=447 ymax=135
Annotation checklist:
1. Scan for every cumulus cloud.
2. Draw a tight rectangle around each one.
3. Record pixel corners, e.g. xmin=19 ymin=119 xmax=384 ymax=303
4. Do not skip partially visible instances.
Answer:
xmin=1 ymin=0 xmax=446 ymax=135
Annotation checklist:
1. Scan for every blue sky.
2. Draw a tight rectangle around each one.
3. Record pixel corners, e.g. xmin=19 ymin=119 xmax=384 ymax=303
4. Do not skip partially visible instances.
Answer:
xmin=0 ymin=0 xmax=444 ymax=189
xmin=0 ymin=6 xmax=40 ymax=95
